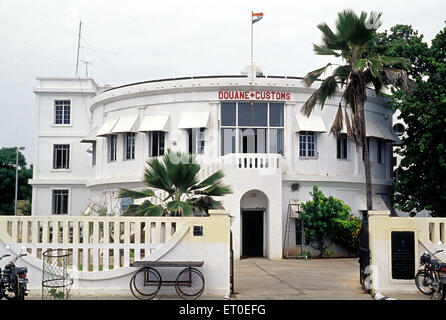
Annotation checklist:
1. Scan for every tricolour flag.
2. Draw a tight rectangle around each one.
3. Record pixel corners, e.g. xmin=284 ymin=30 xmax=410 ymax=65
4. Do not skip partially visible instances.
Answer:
xmin=252 ymin=12 xmax=263 ymax=24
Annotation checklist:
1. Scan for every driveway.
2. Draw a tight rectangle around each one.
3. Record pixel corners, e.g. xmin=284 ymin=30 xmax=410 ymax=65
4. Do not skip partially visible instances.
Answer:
xmin=26 ymin=257 xmax=432 ymax=300
xmin=232 ymin=258 xmax=372 ymax=300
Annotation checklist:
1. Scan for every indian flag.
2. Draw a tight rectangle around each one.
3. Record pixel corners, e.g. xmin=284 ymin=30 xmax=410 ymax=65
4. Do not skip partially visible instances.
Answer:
xmin=252 ymin=12 xmax=263 ymax=24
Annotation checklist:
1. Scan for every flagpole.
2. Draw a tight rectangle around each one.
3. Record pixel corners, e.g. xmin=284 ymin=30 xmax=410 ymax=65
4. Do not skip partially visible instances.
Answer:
xmin=251 ymin=11 xmax=254 ymax=87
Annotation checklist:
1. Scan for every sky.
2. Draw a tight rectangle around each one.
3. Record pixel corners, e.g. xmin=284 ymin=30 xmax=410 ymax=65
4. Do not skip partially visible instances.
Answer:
xmin=0 ymin=0 xmax=445 ymax=165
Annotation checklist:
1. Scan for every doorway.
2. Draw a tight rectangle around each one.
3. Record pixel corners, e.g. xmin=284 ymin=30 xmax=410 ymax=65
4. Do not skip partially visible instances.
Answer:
xmin=241 ymin=210 xmax=264 ymax=258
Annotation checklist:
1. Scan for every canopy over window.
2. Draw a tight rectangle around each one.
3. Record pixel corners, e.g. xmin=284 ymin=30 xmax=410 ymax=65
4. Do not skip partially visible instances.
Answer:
xmin=111 ymin=115 xmax=139 ymax=134
xmin=96 ymin=119 xmax=119 ymax=137
xmin=139 ymin=114 xmax=169 ymax=132
xmin=81 ymin=127 xmax=98 ymax=143
xmin=295 ymin=114 xmax=327 ymax=132
xmin=366 ymin=122 xmax=398 ymax=142
xmin=178 ymin=112 xmax=210 ymax=129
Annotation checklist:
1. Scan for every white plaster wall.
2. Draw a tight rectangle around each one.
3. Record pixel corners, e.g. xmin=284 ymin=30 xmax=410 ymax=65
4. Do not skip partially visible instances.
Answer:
xmin=32 ymin=185 xmax=91 ymax=216
xmin=221 ymin=168 xmax=283 ymax=260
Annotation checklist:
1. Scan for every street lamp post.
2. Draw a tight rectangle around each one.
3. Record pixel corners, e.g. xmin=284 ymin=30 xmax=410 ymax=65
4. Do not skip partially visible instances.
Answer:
xmin=14 ymin=146 xmax=25 ymax=216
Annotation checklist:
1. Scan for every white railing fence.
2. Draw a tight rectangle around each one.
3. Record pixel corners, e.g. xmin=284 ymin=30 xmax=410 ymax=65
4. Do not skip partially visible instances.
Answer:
xmin=1 ymin=216 xmax=184 ymax=273
xmin=0 ymin=212 xmax=231 ymax=296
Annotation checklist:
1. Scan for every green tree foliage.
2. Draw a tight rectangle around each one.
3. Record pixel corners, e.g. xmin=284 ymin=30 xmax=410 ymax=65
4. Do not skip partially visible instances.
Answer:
xmin=373 ymin=25 xmax=431 ymax=79
xmin=389 ymin=25 xmax=446 ymax=217
xmin=0 ymin=147 xmax=33 ymax=215
xmin=119 ymin=150 xmax=232 ymax=216
xmin=301 ymin=10 xmax=410 ymax=211
xmin=300 ymin=186 xmax=362 ymax=257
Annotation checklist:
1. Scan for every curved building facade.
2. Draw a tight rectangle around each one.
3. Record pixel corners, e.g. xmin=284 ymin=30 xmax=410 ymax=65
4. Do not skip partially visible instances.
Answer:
xmin=31 ymin=73 xmax=398 ymax=259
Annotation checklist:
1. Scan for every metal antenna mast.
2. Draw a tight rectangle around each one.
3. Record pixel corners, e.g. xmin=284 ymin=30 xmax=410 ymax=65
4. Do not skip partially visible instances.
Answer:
xmin=75 ymin=21 xmax=82 ymax=77
xmin=81 ymin=60 xmax=93 ymax=77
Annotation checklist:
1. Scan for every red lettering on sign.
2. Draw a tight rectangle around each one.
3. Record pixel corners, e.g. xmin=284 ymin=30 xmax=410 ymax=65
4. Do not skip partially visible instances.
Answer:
xmin=218 ymin=91 xmax=291 ymax=101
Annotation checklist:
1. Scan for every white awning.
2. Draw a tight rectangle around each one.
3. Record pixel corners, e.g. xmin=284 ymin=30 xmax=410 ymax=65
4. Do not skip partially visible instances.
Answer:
xmin=178 ymin=112 xmax=210 ymax=129
xmin=80 ymin=127 xmax=98 ymax=143
xmin=96 ymin=119 xmax=119 ymax=137
xmin=366 ymin=122 xmax=397 ymax=142
xmin=295 ymin=114 xmax=327 ymax=132
xmin=358 ymin=194 xmax=390 ymax=211
xmin=111 ymin=115 xmax=139 ymax=133
xmin=139 ymin=114 xmax=169 ymax=132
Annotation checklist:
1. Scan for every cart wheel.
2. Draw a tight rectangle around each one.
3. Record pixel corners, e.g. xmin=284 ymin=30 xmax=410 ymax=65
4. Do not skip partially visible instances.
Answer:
xmin=175 ymin=268 xmax=205 ymax=300
xmin=130 ymin=267 xmax=162 ymax=300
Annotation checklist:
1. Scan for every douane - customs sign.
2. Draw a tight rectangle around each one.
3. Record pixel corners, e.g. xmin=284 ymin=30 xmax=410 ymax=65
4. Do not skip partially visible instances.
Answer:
xmin=218 ymin=90 xmax=291 ymax=101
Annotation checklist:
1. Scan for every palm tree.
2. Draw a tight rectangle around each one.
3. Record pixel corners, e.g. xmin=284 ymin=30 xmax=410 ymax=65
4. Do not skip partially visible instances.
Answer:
xmin=119 ymin=150 xmax=232 ymax=216
xmin=301 ymin=10 xmax=410 ymax=210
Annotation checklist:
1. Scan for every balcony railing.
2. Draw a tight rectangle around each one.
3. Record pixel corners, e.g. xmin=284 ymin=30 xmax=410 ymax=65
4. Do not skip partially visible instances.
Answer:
xmin=198 ymin=153 xmax=282 ymax=181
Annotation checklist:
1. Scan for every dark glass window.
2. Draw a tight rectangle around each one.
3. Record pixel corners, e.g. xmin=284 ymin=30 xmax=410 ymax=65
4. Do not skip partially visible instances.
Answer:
xmin=53 ymin=144 xmax=70 ymax=169
xmin=108 ymin=135 xmax=117 ymax=162
xmin=52 ymin=190 xmax=69 ymax=215
xmin=149 ymin=131 xmax=165 ymax=157
xmin=221 ymin=102 xmax=236 ymax=126
xmin=253 ymin=103 xmax=267 ymax=126
xmin=377 ymin=139 xmax=384 ymax=163
xmin=337 ymin=134 xmax=348 ymax=159
xmin=187 ymin=128 xmax=205 ymax=155
xmin=238 ymin=103 xmax=251 ymax=126
xmin=92 ymin=141 xmax=96 ymax=166
xmin=295 ymin=219 xmax=304 ymax=245
xmin=269 ymin=103 xmax=284 ymax=127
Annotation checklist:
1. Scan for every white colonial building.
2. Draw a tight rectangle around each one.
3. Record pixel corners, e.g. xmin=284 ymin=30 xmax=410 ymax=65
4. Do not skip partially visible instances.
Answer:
xmin=30 ymin=70 xmax=399 ymax=259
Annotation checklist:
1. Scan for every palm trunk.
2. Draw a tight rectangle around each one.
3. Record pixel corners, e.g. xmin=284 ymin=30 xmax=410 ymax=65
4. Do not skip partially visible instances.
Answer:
xmin=360 ymin=103 xmax=373 ymax=211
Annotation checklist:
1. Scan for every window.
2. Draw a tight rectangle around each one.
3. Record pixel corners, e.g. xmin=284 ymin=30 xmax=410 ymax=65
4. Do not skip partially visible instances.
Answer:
xmin=187 ymin=128 xmax=205 ymax=155
xmin=148 ymin=131 xmax=165 ymax=157
xmin=220 ymin=102 xmax=284 ymax=155
xmin=124 ymin=133 xmax=136 ymax=160
xmin=269 ymin=128 xmax=284 ymax=155
xmin=221 ymin=102 xmax=236 ymax=126
xmin=54 ymin=100 xmax=71 ymax=125
xmin=52 ymin=190 xmax=69 ymax=215
xmin=238 ymin=102 xmax=267 ymax=126
xmin=196 ymin=128 xmax=205 ymax=154
xmin=269 ymin=103 xmax=284 ymax=127
xmin=53 ymin=144 xmax=70 ymax=169
xmin=377 ymin=139 xmax=385 ymax=164
xmin=295 ymin=219 xmax=310 ymax=245
xmin=92 ymin=141 xmax=96 ymax=166
xmin=299 ymin=131 xmax=316 ymax=158
xmin=337 ymin=134 xmax=349 ymax=160
xmin=121 ymin=197 xmax=133 ymax=213
xmin=239 ymin=128 xmax=266 ymax=153
xmin=108 ymin=135 xmax=117 ymax=162
xmin=221 ymin=128 xmax=236 ymax=155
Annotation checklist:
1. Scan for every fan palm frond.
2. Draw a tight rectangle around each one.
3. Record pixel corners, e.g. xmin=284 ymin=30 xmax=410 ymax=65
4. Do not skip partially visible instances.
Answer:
xmin=119 ymin=149 xmax=232 ymax=216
